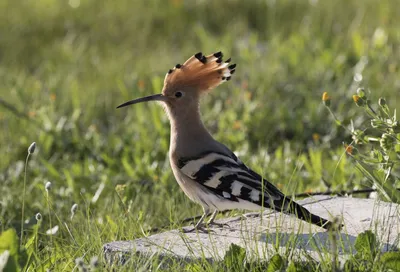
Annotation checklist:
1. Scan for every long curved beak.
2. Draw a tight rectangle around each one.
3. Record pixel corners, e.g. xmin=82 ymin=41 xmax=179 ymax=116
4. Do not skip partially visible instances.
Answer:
xmin=116 ymin=94 xmax=167 ymax=109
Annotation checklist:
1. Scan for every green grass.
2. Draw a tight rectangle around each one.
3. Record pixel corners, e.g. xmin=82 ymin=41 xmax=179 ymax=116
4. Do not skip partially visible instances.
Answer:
xmin=0 ymin=0 xmax=399 ymax=270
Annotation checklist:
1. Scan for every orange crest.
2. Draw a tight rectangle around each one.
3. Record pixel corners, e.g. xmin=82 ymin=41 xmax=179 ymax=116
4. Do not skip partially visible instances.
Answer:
xmin=163 ymin=52 xmax=236 ymax=93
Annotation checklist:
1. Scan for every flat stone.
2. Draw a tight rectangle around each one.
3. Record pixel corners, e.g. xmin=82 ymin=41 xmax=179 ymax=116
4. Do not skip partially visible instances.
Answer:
xmin=103 ymin=196 xmax=400 ymax=265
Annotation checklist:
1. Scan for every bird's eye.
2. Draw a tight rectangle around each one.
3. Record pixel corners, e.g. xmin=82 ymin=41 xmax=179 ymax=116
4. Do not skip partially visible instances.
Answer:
xmin=175 ymin=91 xmax=183 ymax=98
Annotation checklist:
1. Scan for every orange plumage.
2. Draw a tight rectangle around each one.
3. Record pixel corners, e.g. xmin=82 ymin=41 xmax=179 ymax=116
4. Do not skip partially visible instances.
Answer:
xmin=163 ymin=52 xmax=236 ymax=93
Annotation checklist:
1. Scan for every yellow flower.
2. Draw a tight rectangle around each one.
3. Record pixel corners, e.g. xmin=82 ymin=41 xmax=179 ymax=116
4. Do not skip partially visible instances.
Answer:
xmin=322 ymin=92 xmax=331 ymax=106
xmin=353 ymin=95 xmax=365 ymax=107
xmin=312 ymin=133 xmax=320 ymax=142
xmin=171 ymin=0 xmax=183 ymax=7
xmin=322 ymin=92 xmax=330 ymax=101
xmin=233 ymin=121 xmax=242 ymax=130
xmin=137 ymin=80 xmax=145 ymax=90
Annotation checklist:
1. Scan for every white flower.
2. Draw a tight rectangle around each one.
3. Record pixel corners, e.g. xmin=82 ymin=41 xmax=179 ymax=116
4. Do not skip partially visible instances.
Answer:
xmin=45 ymin=181 xmax=52 ymax=192
xmin=28 ymin=142 xmax=36 ymax=154
xmin=35 ymin=213 xmax=42 ymax=221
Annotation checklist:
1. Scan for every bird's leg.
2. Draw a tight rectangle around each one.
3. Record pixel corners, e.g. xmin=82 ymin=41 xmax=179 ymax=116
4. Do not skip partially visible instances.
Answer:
xmin=183 ymin=207 xmax=210 ymax=233
xmin=206 ymin=210 xmax=229 ymax=228
xmin=193 ymin=210 xmax=208 ymax=229
xmin=207 ymin=210 xmax=218 ymax=224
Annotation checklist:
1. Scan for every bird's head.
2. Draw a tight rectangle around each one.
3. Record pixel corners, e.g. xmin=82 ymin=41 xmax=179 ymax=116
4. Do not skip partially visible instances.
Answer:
xmin=117 ymin=51 xmax=236 ymax=117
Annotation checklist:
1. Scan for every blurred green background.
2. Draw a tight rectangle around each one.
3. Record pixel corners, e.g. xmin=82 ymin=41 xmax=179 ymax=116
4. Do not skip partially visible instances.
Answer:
xmin=0 ymin=0 xmax=399 ymax=269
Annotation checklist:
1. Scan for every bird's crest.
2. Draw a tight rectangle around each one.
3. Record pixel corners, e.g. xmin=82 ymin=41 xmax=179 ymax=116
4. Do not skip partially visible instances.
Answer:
xmin=163 ymin=52 xmax=236 ymax=92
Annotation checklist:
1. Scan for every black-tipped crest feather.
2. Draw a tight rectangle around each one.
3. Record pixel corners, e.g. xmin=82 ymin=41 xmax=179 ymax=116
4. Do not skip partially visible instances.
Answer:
xmin=163 ymin=51 xmax=236 ymax=93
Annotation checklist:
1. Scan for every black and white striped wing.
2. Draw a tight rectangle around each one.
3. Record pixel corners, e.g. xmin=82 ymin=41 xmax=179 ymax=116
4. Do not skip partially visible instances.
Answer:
xmin=177 ymin=151 xmax=286 ymax=209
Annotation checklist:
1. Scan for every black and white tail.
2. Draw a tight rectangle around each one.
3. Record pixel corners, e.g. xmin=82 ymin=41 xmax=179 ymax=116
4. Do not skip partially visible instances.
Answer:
xmin=274 ymin=197 xmax=333 ymax=229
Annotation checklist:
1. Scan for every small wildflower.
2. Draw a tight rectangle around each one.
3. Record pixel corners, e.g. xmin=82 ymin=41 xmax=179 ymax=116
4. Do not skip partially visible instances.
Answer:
xmin=92 ymin=182 xmax=105 ymax=203
xmin=28 ymin=142 xmax=36 ymax=154
xmin=380 ymin=133 xmax=394 ymax=151
xmin=90 ymin=256 xmax=99 ymax=268
xmin=71 ymin=203 xmax=78 ymax=220
xmin=71 ymin=203 xmax=78 ymax=213
xmin=322 ymin=92 xmax=331 ymax=107
xmin=35 ymin=213 xmax=42 ymax=221
xmin=356 ymin=88 xmax=366 ymax=98
xmin=305 ymin=188 xmax=313 ymax=194
xmin=75 ymin=257 xmax=85 ymax=267
xmin=50 ymin=93 xmax=56 ymax=101
xmin=45 ymin=181 xmax=52 ymax=192
xmin=344 ymin=144 xmax=354 ymax=155
xmin=115 ymin=184 xmax=126 ymax=193
xmin=312 ymin=133 xmax=320 ymax=142
xmin=378 ymin=97 xmax=386 ymax=107
xmin=233 ymin=120 xmax=242 ymax=130
xmin=171 ymin=0 xmax=183 ymax=7
xmin=137 ymin=80 xmax=145 ymax=90
xmin=352 ymin=95 xmax=365 ymax=107
xmin=46 ymin=225 xmax=59 ymax=235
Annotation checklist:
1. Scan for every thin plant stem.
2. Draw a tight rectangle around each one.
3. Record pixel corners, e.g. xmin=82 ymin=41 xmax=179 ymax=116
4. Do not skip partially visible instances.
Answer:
xmin=326 ymin=107 xmax=353 ymax=134
xmin=329 ymin=229 xmax=338 ymax=272
xmin=21 ymin=152 xmax=31 ymax=246
xmin=46 ymin=191 xmax=53 ymax=248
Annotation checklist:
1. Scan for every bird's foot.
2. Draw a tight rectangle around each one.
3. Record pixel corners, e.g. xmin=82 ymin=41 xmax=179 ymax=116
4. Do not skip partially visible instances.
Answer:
xmin=206 ymin=221 xmax=229 ymax=228
xmin=182 ymin=225 xmax=214 ymax=234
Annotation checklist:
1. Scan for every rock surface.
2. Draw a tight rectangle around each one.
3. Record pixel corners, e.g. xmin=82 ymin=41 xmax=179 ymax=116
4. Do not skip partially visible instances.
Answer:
xmin=103 ymin=196 xmax=400 ymax=265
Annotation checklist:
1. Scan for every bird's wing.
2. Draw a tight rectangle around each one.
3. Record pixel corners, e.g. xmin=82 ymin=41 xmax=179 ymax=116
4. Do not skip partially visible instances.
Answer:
xmin=177 ymin=150 xmax=333 ymax=229
xmin=177 ymin=151 xmax=288 ymax=209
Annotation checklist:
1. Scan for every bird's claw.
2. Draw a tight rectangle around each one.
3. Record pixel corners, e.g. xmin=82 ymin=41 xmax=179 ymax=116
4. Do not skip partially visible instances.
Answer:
xmin=207 ymin=221 xmax=229 ymax=228
xmin=182 ymin=225 xmax=214 ymax=233
xmin=182 ymin=220 xmax=228 ymax=233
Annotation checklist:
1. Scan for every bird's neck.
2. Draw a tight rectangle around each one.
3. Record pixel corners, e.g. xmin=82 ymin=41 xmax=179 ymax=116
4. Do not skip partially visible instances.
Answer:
xmin=168 ymin=106 xmax=214 ymax=159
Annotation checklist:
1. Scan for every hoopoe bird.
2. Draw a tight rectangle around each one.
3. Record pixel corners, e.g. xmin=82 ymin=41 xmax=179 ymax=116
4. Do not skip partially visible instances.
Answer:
xmin=117 ymin=51 xmax=336 ymax=231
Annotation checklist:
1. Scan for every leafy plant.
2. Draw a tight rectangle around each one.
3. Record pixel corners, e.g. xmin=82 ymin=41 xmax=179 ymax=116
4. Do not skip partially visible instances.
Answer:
xmin=323 ymin=90 xmax=400 ymax=203
xmin=0 ymin=229 xmax=27 ymax=271
xmin=344 ymin=230 xmax=400 ymax=271
xmin=223 ymin=243 xmax=247 ymax=271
